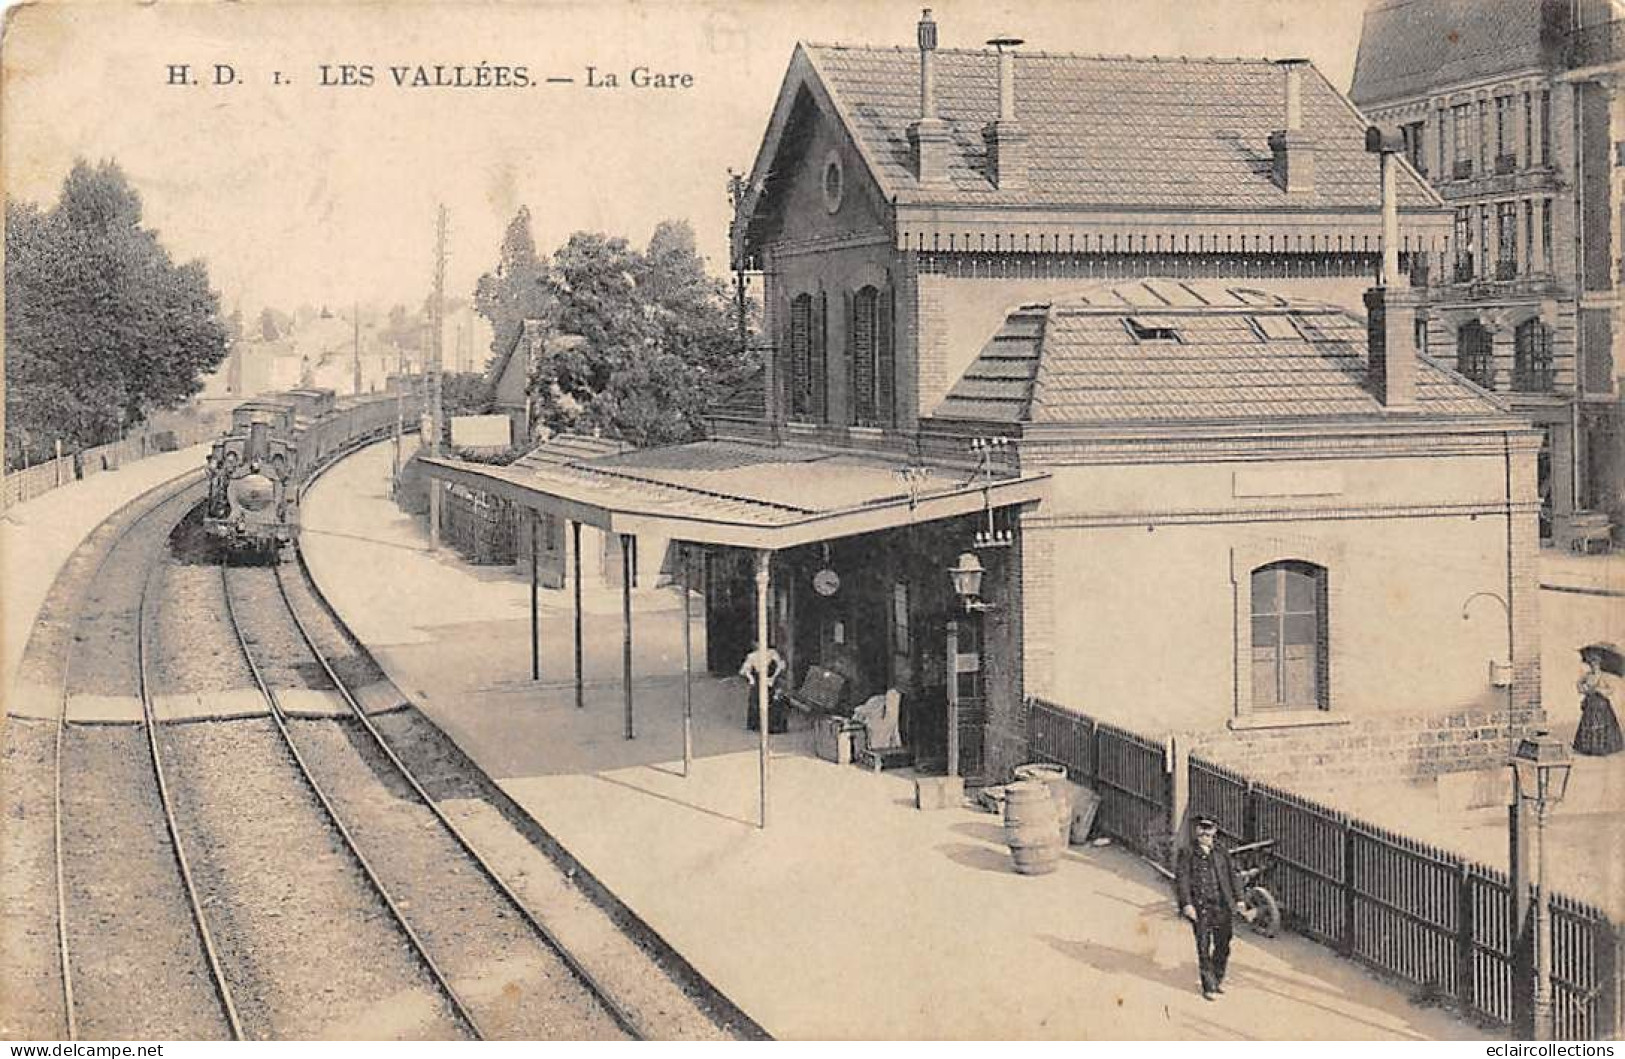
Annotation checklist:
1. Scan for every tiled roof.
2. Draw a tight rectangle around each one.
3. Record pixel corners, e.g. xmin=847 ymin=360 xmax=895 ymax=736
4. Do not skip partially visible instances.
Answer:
xmin=803 ymin=45 xmax=1438 ymax=211
xmin=1351 ymin=0 xmax=1558 ymax=107
xmin=932 ymin=279 xmax=1507 ymax=426
xmin=513 ymin=432 xmax=629 ymax=468
xmin=424 ymin=439 xmax=1048 ymax=549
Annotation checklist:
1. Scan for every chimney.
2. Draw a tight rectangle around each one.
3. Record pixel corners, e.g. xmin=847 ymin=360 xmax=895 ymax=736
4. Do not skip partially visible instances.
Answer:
xmin=907 ymin=9 xmax=952 ymax=186
xmin=1267 ymin=58 xmax=1316 ymax=196
xmin=982 ymin=35 xmax=1028 ymax=191
xmin=1363 ymin=123 xmax=1418 ymax=411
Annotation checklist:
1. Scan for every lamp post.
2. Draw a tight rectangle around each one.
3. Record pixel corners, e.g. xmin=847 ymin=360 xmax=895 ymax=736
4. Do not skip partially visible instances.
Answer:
xmin=1511 ymin=730 xmax=1574 ymax=1040
xmin=946 ymin=552 xmax=996 ymax=781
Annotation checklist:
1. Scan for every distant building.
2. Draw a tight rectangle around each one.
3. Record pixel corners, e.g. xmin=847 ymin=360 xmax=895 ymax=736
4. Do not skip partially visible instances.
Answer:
xmin=1351 ymin=0 xmax=1624 ymax=548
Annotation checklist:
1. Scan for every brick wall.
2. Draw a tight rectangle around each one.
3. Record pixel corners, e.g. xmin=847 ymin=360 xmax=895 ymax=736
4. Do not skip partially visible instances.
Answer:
xmin=1188 ymin=701 xmax=1547 ymax=790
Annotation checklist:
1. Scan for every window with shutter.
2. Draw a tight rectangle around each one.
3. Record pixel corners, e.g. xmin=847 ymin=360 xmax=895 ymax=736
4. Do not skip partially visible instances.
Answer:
xmin=789 ymin=294 xmax=812 ymax=420
xmin=812 ymin=291 xmax=828 ymax=422
xmin=852 ymin=286 xmax=877 ymax=426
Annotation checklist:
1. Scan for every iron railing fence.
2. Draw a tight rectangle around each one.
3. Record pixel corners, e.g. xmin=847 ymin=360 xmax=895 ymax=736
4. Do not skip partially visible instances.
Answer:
xmin=1025 ymin=697 xmax=1619 ymax=1038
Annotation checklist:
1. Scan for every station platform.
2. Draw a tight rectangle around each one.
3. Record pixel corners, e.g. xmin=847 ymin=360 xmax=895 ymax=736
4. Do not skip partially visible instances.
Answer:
xmin=3 ymin=444 xmax=210 ymax=709
xmin=298 ymin=441 xmax=1485 ymax=1041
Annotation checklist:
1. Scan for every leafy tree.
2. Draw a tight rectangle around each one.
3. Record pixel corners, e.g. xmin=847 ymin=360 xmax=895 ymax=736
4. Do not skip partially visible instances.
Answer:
xmin=473 ymin=205 xmax=554 ymax=367
xmin=521 ymin=221 xmax=758 ymax=448
xmin=4 ymin=160 xmax=227 ymax=468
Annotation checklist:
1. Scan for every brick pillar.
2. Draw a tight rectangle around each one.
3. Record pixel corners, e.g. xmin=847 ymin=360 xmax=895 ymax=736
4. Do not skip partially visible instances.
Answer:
xmin=761 ymin=249 xmax=780 ymax=424
xmin=1019 ymin=517 xmax=1055 ymax=704
xmin=894 ymin=252 xmax=920 ymax=430
xmin=1507 ymin=429 xmax=1545 ymax=727
xmin=914 ymin=271 xmax=952 ymax=416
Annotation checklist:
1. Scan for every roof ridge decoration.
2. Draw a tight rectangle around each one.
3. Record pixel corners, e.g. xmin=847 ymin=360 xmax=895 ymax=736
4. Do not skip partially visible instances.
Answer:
xmin=801 ymin=41 xmax=1278 ymax=64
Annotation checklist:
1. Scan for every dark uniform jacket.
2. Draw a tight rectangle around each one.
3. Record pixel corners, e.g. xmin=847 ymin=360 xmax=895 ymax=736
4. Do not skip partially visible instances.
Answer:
xmin=1174 ymin=843 xmax=1241 ymax=910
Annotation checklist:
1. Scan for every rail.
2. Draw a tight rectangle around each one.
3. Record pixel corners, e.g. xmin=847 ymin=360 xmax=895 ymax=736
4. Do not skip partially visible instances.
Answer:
xmin=277 ymin=542 xmax=646 ymax=1038
xmin=220 ymin=563 xmax=486 ymax=1039
xmin=51 ymin=473 xmax=236 ymax=1040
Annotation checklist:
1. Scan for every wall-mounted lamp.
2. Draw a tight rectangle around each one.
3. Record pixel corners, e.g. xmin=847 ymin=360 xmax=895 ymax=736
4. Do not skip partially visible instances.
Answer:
xmin=949 ymin=552 xmax=998 ymax=612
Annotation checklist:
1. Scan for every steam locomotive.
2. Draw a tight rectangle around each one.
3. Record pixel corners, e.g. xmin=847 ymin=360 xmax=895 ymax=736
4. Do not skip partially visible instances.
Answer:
xmin=204 ymin=381 xmax=421 ymax=558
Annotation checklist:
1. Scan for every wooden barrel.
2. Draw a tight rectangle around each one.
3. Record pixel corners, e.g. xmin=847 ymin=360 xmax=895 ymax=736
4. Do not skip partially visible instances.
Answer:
xmin=1003 ymin=781 xmax=1060 ymax=875
xmin=1013 ymin=762 xmax=1074 ymax=847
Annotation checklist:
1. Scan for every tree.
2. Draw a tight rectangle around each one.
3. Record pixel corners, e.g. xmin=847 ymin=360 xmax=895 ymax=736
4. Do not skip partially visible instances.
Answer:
xmin=521 ymin=221 xmax=757 ymax=448
xmin=473 ymin=206 xmax=554 ymax=367
xmin=5 ymin=160 xmax=228 ymax=468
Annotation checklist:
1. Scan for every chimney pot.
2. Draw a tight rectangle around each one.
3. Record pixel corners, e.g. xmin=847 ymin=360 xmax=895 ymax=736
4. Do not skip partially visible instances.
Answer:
xmin=909 ymin=9 xmax=951 ymax=185
xmin=983 ymin=35 xmax=1028 ymax=190
xmin=1276 ymin=57 xmax=1309 ymax=130
xmin=1363 ymin=122 xmax=1418 ymax=410
xmin=1268 ymin=59 xmax=1316 ymax=197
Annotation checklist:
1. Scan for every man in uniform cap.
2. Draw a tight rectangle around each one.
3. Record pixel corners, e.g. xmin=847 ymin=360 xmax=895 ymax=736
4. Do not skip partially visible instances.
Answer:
xmin=1174 ymin=816 xmax=1246 ymax=1000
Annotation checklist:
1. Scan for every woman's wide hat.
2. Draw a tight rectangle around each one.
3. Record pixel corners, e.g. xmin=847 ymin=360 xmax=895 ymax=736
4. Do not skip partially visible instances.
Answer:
xmin=1580 ymin=642 xmax=1625 ymax=677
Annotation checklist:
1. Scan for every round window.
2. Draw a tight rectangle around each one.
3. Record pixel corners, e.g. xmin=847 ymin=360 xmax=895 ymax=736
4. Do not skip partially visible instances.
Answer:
xmin=821 ymin=152 xmax=844 ymax=213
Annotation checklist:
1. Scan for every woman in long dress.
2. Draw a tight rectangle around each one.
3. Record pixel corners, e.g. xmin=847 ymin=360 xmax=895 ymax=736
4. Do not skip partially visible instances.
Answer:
xmin=1573 ymin=643 xmax=1624 ymax=757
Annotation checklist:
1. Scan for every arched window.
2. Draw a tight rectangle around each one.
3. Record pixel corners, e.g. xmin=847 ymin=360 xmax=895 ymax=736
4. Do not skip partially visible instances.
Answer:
xmin=1250 ymin=561 xmax=1328 ymax=711
xmin=1456 ymin=321 xmax=1494 ymax=388
xmin=849 ymin=284 xmax=894 ymax=428
xmin=1513 ymin=318 xmax=1553 ymax=392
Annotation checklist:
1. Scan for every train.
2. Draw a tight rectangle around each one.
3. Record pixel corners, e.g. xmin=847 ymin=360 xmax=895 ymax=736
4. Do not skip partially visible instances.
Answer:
xmin=204 ymin=379 xmax=423 ymax=558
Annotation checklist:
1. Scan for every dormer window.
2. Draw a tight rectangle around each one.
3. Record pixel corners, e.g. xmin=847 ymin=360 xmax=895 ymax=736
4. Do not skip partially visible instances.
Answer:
xmin=1125 ymin=316 xmax=1182 ymax=343
xmin=1250 ymin=314 xmax=1302 ymax=341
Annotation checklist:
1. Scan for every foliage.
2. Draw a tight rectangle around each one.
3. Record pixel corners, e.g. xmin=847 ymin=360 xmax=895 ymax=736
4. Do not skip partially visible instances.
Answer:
xmin=521 ymin=219 xmax=759 ymax=448
xmin=440 ymin=370 xmax=493 ymax=416
xmin=473 ymin=206 xmax=554 ymax=369
xmin=5 ymin=160 xmax=228 ymax=469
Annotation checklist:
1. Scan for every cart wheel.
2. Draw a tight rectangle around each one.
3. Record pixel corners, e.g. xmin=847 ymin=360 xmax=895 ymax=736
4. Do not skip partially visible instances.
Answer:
xmin=1244 ymin=885 xmax=1280 ymax=937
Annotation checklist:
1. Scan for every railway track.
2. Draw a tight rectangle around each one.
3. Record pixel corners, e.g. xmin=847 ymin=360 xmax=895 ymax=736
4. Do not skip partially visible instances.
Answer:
xmin=5 ymin=437 xmax=739 ymax=1040
xmin=47 ymin=474 xmax=238 ymax=1040
xmin=219 ymin=550 xmax=639 ymax=1040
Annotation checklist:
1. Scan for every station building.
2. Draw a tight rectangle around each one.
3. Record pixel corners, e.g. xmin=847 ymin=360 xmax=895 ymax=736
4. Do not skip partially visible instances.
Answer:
xmin=426 ymin=12 xmax=1543 ymax=792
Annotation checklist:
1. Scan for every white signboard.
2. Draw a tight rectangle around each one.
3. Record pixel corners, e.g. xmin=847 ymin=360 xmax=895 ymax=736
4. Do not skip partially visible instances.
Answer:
xmin=450 ymin=414 xmax=512 ymax=449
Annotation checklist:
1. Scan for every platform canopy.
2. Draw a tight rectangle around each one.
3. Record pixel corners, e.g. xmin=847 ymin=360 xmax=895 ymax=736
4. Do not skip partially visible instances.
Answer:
xmin=420 ymin=438 xmax=1048 ymax=551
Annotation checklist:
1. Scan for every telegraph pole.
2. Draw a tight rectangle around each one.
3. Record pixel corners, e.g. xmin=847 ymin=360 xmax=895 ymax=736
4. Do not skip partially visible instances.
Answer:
xmin=428 ymin=205 xmax=448 ymax=550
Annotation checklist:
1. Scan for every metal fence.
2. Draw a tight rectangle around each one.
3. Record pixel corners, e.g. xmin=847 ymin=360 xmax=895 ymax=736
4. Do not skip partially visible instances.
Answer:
xmin=1027 ymin=697 xmax=1619 ymax=1038
xmin=442 ymin=486 xmax=518 ymax=565
xmin=1029 ymin=698 xmax=1170 ymax=864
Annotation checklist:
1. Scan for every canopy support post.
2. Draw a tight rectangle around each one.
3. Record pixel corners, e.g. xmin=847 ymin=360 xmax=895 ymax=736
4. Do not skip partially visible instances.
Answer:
xmin=573 ymin=520 xmax=584 ymax=710
xmin=681 ymin=543 xmax=694 ymax=778
xmin=529 ymin=511 xmax=540 ymax=682
xmin=755 ymin=548 xmax=771 ymax=829
xmin=622 ymin=532 xmax=635 ymax=740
